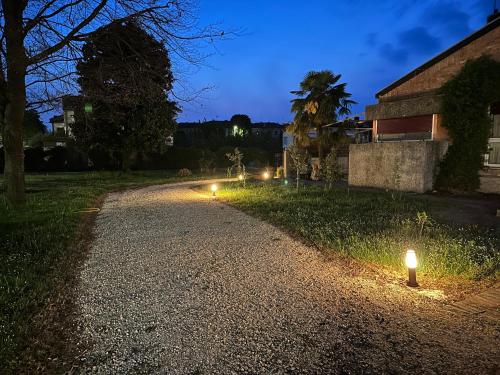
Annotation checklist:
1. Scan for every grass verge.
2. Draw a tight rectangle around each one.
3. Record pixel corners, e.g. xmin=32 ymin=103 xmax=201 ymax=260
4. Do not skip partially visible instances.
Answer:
xmin=0 ymin=170 xmax=220 ymax=371
xmin=217 ymin=182 xmax=499 ymax=281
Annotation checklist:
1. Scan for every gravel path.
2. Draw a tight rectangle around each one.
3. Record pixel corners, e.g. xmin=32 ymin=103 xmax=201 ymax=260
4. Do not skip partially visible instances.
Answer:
xmin=77 ymin=182 xmax=499 ymax=374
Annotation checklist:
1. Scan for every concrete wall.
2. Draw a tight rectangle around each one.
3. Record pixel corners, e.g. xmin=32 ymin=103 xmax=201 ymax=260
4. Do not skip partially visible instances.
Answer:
xmin=348 ymin=141 xmax=448 ymax=193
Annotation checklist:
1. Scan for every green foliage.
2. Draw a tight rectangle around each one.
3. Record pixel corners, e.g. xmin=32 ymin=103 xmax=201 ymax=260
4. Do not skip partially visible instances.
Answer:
xmin=436 ymin=56 xmax=500 ymax=191
xmin=74 ymin=20 xmax=178 ymax=170
xmin=198 ymin=150 xmax=216 ymax=174
xmin=323 ymin=146 xmax=341 ymax=189
xmin=290 ymin=70 xmax=356 ymax=159
xmin=178 ymin=168 xmax=192 ymax=177
xmin=416 ymin=211 xmax=429 ymax=238
xmin=0 ymin=171 xmax=222 ymax=370
xmin=218 ymin=183 xmax=499 ymax=280
xmin=288 ymin=143 xmax=309 ymax=191
xmin=23 ymin=110 xmax=46 ymax=143
xmin=226 ymin=147 xmax=244 ymax=176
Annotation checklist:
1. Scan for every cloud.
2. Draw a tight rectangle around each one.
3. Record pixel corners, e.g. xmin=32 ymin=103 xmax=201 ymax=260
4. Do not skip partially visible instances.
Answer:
xmin=378 ymin=43 xmax=409 ymax=64
xmin=365 ymin=32 xmax=378 ymax=46
xmin=397 ymin=27 xmax=441 ymax=55
xmin=422 ymin=1 xmax=472 ymax=37
xmin=377 ymin=26 xmax=441 ymax=64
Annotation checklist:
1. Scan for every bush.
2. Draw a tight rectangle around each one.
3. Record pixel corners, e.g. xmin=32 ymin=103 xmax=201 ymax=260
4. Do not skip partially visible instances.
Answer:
xmin=0 ymin=147 xmax=4 ymax=174
xmin=66 ymin=145 xmax=88 ymax=171
xmin=45 ymin=146 xmax=68 ymax=172
xmin=89 ymin=144 xmax=115 ymax=170
xmin=199 ymin=149 xmax=216 ymax=174
xmin=178 ymin=168 xmax=192 ymax=177
xmin=24 ymin=147 xmax=46 ymax=172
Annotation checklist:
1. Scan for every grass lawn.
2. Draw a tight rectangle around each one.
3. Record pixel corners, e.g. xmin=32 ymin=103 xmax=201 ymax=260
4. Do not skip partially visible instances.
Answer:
xmin=217 ymin=181 xmax=499 ymax=281
xmin=0 ymin=170 xmax=220 ymax=369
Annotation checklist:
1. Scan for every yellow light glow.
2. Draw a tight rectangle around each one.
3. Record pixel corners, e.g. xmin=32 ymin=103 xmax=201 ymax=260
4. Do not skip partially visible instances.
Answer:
xmin=405 ymin=249 xmax=417 ymax=269
xmin=263 ymin=172 xmax=269 ymax=180
xmin=238 ymin=174 xmax=244 ymax=181
xmin=211 ymin=184 xmax=217 ymax=192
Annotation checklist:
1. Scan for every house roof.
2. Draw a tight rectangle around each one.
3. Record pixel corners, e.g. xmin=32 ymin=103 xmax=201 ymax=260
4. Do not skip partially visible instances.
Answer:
xmin=376 ymin=16 xmax=500 ymax=98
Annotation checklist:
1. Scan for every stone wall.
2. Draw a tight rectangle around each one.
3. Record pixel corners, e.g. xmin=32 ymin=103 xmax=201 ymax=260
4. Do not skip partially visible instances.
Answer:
xmin=348 ymin=141 xmax=448 ymax=193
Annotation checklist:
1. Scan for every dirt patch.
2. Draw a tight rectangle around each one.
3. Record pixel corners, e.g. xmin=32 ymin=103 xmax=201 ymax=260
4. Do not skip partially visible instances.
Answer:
xmin=17 ymin=194 xmax=106 ymax=373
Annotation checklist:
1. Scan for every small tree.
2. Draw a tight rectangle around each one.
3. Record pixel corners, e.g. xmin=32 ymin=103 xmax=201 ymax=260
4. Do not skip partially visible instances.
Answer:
xmin=288 ymin=143 xmax=309 ymax=191
xmin=226 ymin=147 xmax=244 ymax=176
xmin=323 ymin=146 xmax=341 ymax=190
xmin=199 ymin=150 xmax=216 ymax=174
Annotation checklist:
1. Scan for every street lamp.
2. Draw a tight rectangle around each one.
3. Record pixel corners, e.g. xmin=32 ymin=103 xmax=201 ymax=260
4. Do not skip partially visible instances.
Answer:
xmin=211 ymin=183 xmax=217 ymax=197
xmin=405 ymin=249 xmax=418 ymax=287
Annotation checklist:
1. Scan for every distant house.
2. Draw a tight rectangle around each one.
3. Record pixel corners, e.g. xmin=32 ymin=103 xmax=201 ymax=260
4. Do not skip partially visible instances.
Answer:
xmin=175 ymin=120 xmax=284 ymax=147
xmin=250 ymin=123 xmax=284 ymax=139
xmin=44 ymin=96 xmax=78 ymax=149
xmin=365 ymin=14 xmax=500 ymax=167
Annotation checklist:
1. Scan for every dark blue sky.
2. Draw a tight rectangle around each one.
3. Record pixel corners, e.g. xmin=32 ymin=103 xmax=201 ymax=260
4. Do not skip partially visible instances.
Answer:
xmin=177 ymin=0 xmax=494 ymax=123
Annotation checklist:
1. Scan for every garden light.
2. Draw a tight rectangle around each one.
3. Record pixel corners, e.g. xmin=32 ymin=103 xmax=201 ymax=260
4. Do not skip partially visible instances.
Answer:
xmin=211 ymin=183 xmax=217 ymax=197
xmin=284 ymin=179 xmax=289 ymax=185
xmin=405 ymin=249 xmax=418 ymax=287
xmin=263 ymin=171 xmax=270 ymax=180
xmin=238 ymin=174 xmax=244 ymax=181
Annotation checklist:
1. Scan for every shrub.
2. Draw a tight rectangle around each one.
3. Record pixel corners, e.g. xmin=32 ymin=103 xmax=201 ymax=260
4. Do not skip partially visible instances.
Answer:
xmin=0 ymin=147 xmax=4 ymax=174
xmin=65 ymin=145 xmax=88 ymax=171
xmin=198 ymin=149 xmax=216 ymax=174
xmin=323 ymin=146 xmax=341 ymax=189
xmin=45 ymin=146 xmax=68 ymax=171
xmin=89 ymin=144 xmax=115 ymax=170
xmin=24 ymin=147 xmax=46 ymax=172
xmin=178 ymin=168 xmax=192 ymax=177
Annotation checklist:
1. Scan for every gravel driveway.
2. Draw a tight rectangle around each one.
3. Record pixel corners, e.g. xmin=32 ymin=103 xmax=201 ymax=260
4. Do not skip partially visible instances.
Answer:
xmin=77 ymin=182 xmax=499 ymax=374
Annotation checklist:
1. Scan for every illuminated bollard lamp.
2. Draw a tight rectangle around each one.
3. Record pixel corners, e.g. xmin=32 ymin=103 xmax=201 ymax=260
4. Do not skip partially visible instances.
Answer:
xmin=405 ymin=249 xmax=418 ymax=287
xmin=211 ymin=183 xmax=217 ymax=197
xmin=263 ymin=171 xmax=270 ymax=180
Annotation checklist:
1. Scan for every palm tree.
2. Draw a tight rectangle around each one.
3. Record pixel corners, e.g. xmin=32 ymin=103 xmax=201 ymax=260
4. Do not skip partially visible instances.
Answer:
xmin=290 ymin=70 xmax=356 ymax=164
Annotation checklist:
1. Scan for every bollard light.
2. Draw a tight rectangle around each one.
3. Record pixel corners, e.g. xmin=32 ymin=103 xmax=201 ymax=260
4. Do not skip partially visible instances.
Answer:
xmin=284 ymin=179 xmax=289 ymax=185
xmin=238 ymin=174 xmax=244 ymax=181
xmin=405 ymin=249 xmax=418 ymax=287
xmin=263 ymin=171 xmax=270 ymax=180
xmin=211 ymin=183 xmax=217 ymax=197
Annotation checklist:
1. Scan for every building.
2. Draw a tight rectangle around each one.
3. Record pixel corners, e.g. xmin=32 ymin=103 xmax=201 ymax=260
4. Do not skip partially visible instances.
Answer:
xmin=44 ymin=96 xmax=78 ymax=149
xmin=349 ymin=12 xmax=500 ymax=193
xmin=365 ymin=14 xmax=500 ymax=167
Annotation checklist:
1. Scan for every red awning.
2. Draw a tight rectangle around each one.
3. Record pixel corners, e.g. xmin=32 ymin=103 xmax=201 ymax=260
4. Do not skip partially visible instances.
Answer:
xmin=377 ymin=115 xmax=432 ymax=134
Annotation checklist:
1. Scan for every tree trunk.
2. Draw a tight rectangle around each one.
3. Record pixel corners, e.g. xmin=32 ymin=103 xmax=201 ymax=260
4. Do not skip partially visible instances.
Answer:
xmin=2 ymin=0 xmax=27 ymax=205
xmin=296 ymin=170 xmax=300 ymax=192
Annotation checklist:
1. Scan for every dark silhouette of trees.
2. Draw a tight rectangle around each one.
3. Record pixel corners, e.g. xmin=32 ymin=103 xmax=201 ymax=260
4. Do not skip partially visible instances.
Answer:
xmin=0 ymin=0 xmax=226 ymax=205
xmin=73 ymin=20 xmax=178 ymax=170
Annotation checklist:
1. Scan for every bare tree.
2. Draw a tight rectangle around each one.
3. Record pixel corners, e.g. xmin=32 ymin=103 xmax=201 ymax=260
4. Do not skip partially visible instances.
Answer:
xmin=0 ymin=0 xmax=226 ymax=205
xmin=288 ymin=143 xmax=309 ymax=192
